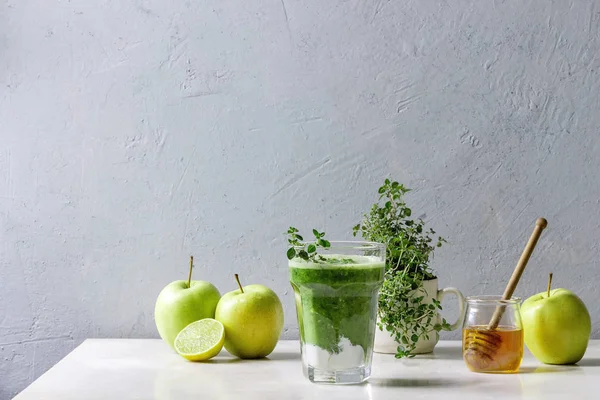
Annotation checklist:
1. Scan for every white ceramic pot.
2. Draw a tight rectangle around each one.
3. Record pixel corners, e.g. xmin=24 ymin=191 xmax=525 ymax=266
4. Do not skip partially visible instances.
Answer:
xmin=374 ymin=278 xmax=466 ymax=354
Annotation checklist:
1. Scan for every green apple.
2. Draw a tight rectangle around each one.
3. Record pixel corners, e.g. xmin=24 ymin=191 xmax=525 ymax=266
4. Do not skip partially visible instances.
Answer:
xmin=521 ymin=273 xmax=591 ymax=365
xmin=215 ymin=274 xmax=284 ymax=359
xmin=154 ymin=257 xmax=221 ymax=349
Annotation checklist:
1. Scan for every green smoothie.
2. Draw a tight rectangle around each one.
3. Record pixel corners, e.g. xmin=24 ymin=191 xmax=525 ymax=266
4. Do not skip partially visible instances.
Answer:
xmin=289 ymin=255 xmax=385 ymax=356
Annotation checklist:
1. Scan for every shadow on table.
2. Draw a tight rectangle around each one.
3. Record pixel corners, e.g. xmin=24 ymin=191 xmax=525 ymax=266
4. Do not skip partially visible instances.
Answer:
xmin=369 ymin=377 xmax=470 ymax=388
xmin=202 ymin=352 xmax=299 ymax=363
xmin=266 ymin=352 xmax=300 ymax=361
xmin=202 ymin=357 xmax=242 ymax=364
xmin=412 ymin=346 xmax=463 ymax=361
xmin=575 ymin=358 xmax=600 ymax=367
xmin=518 ymin=365 xmax=580 ymax=374
xmin=519 ymin=358 xmax=600 ymax=371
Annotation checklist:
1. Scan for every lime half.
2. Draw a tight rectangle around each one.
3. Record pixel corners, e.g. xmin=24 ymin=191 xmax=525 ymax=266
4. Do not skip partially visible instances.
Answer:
xmin=174 ymin=318 xmax=225 ymax=361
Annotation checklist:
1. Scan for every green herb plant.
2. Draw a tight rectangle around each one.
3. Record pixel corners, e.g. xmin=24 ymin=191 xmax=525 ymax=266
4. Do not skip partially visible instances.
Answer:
xmin=353 ymin=179 xmax=448 ymax=358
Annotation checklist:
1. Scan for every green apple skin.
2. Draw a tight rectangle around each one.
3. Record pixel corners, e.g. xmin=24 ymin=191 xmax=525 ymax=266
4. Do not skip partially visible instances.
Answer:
xmin=521 ymin=288 xmax=591 ymax=365
xmin=215 ymin=284 xmax=284 ymax=359
xmin=154 ymin=280 xmax=221 ymax=349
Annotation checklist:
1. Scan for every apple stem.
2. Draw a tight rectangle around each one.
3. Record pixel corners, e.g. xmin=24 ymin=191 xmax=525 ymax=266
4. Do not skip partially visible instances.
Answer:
xmin=235 ymin=274 xmax=244 ymax=293
xmin=187 ymin=256 xmax=194 ymax=289
xmin=547 ymin=272 xmax=553 ymax=297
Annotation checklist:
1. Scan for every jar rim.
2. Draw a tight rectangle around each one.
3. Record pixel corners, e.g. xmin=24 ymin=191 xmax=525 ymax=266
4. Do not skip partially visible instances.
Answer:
xmin=466 ymin=295 xmax=521 ymax=304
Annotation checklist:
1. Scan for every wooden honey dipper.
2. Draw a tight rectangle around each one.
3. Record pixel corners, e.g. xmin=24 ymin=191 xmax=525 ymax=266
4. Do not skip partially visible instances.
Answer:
xmin=464 ymin=217 xmax=548 ymax=370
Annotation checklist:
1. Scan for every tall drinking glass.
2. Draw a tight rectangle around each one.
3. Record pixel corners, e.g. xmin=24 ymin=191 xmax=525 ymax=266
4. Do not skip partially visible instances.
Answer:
xmin=289 ymin=241 xmax=386 ymax=384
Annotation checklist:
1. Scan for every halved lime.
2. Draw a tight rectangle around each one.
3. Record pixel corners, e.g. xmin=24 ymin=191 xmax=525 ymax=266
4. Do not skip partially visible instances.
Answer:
xmin=174 ymin=318 xmax=225 ymax=361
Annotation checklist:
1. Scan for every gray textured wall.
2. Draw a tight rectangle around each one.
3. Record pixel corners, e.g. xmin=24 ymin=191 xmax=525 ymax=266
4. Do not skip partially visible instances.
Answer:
xmin=2 ymin=0 xmax=600 ymax=398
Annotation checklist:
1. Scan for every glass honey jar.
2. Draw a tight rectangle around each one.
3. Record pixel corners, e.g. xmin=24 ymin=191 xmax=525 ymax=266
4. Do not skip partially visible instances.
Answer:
xmin=462 ymin=296 xmax=524 ymax=373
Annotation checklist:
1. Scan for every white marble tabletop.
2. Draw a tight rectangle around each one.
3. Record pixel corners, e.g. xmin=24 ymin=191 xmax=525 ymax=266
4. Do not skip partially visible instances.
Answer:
xmin=14 ymin=340 xmax=600 ymax=399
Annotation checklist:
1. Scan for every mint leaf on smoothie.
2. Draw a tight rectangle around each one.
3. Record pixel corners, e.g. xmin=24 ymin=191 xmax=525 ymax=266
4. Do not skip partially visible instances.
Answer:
xmin=286 ymin=227 xmax=332 ymax=262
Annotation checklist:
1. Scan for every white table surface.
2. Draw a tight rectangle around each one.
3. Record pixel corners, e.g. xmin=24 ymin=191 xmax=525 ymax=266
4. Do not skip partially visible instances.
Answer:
xmin=14 ymin=340 xmax=600 ymax=399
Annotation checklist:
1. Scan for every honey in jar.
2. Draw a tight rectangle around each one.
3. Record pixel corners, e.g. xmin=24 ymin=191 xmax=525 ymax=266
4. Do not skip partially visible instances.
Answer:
xmin=463 ymin=325 xmax=523 ymax=373
xmin=462 ymin=296 xmax=524 ymax=373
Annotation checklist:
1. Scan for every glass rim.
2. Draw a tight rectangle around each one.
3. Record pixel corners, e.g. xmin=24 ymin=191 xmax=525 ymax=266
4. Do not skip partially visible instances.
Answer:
xmin=293 ymin=240 xmax=385 ymax=251
xmin=466 ymin=295 xmax=521 ymax=304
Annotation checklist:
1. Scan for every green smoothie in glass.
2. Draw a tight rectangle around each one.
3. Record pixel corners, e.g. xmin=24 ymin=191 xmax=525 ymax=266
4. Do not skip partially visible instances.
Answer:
xmin=289 ymin=242 xmax=385 ymax=384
